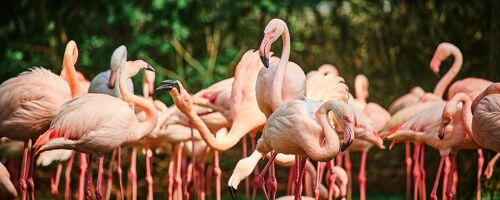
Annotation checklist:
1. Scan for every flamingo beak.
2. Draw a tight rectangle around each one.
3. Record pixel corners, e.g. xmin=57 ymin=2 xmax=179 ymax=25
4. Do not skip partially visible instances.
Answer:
xmin=438 ymin=125 xmax=445 ymax=140
xmin=108 ymin=70 xmax=118 ymax=88
xmin=228 ymin=186 xmax=237 ymax=200
xmin=156 ymin=80 xmax=179 ymax=92
xmin=341 ymin=122 xmax=354 ymax=152
xmin=430 ymin=58 xmax=441 ymax=77
xmin=145 ymin=64 xmax=155 ymax=72
xmin=259 ymin=33 xmax=272 ymax=68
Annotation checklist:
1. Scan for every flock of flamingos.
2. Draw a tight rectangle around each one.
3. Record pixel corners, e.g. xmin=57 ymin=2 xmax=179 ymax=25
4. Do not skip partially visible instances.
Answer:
xmin=0 ymin=18 xmax=499 ymax=200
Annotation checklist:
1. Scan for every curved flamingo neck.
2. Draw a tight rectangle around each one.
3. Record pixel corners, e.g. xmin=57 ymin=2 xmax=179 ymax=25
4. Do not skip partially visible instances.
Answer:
xmin=433 ymin=48 xmax=463 ymax=98
xmin=472 ymin=83 xmax=500 ymax=112
xmin=445 ymin=93 xmax=472 ymax=135
xmin=118 ymin=65 xmax=157 ymax=141
xmin=62 ymin=42 xmax=82 ymax=98
xmin=310 ymin=101 xmax=341 ymax=160
xmin=186 ymin=108 xmax=248 ymax=151
xmin=271 ymin=22 xmax=291 ymax=109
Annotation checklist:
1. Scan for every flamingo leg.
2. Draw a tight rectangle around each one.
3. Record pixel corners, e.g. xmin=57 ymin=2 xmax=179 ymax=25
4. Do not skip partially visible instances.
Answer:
xmin=145 ymin=149 xmax=154 ymax=200
xmin=266 ymin=159 xmax=277 ymax=200
xmin=167 ymin=146 xmax=175 ymax=200
xmin=65 ymin=152 xmax=75 ymax=200
xmin=117 ymin=147 xmax=124 ymax=200
xmin=86 ymin=154 xmax=93 ymax=200
xmin=442 ymin=157 xmax=450 ymax=200
xmin=206 ymin=164 xmax=213 ymax=199
xmin=255 ymin=151 xmax=278 ymax=200
xmin=430 ymin=156 xmax=445 ymax=200
xmin=445 ymin=154 xmax=456 ymax=200
xmin=104 ymin=150 xmax=116 ymax=200
xmin=250 ymin=134 xmax=259 ymax=200
xmin=412 ymin=144 xmax=421 ymax=200
xmin=484 ymin=153 xmax=500 ymax=179
xmin=327 ymin=160 xmax=337 ymax=200
xmin=27 ymin=139 xmax=35 ymax=200
xmin=51 ymin=163 xmax=63 ymax=196
xmin=287 ymin=164 xmax=295 ymax=195
xmin=419 ymin=145 xmax=426 ymax=200
xmin=304 ymin=170 xmax=312 ymax=197
xmin=174 ymin=143 xmax=184 ymax=200
xmin=405 ymin=142 xmax=412 ymax=200
xmin=315 ymin=162 xmax=324 ymax=200
xmin=344 ymin=150 xmax=352 ymax=200
xmin=476 ymin=149 xmax=484 ymax=200
xmin=79 ymin=153 xmax=88 ymax=200
xmin=185 ymin=160 xmax=193 ymax=200
xmin=295 ymin=157 xmax=307 ymax=200
xmin=214 ymin=150 xmax=221 ymax=200
xmin=242 ymin=135 xmax=250 ymax=200
xmin=96 ymin=154 xmax=105 ymax=200
xmin=18 ymin=140 xmax=29 ymax=200
xmin=359 ymin=151 xmax=368 ymax=200
xmin=128 ymin=147 xmax=137 ymax=200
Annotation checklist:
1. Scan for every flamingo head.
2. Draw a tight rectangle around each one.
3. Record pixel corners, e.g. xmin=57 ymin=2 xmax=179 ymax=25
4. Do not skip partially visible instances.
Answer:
xmin=157 ymin=80 xmax=193 ymax=115
xmin=329 ymin=101 xmax=355 ymax=152
xmin=109 ymin=45 xmax=127 ymax=88
xmin=430 ymin=42 xmax=456 ymax=75
xmin=259 ymin=18 xmax=286 ymax=68
xmin=439 ymin=107 xmax=455 ymax=140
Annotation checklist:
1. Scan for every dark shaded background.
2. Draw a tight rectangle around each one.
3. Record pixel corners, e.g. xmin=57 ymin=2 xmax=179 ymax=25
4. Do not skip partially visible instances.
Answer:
xmin=1 ymin=0 xmax=499 ymax=199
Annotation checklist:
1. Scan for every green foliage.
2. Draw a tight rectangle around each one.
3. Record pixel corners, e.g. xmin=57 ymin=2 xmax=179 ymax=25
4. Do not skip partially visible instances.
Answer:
xmin=0 ymin=0 xmax=499 ymax=198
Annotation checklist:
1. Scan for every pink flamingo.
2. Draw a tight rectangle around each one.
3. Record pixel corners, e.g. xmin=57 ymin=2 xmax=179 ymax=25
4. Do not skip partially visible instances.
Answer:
xmin=388 ymin=87 xmax=426 ymax=115
xmin=470 ymin=83 xmax=500 ymax=152
xmin=0 ymin=40 xmax=81 ymax=200
xmin=256 ymin=18 xmax=307 ymax=118
xmin=33 ymin=60 xmax=156 ymax=200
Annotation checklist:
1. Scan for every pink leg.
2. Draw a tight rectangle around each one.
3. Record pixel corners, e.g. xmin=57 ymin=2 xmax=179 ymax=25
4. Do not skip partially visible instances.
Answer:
xmin=405 ymin=142 xmax=412 ymax=200
xmin=315 ymin=162 xmax=325 ymax=200
xmin=430 ymin=156 xmax=445 ymax=200
xmin=412 ymin=144 xmax=421 ymax=200
xmin=304 ymin=171 xmax=312 ymax=197
xmin=266 ymin=160 xmax=277 ymax=200
xmin=145 ymin=149 xmax=153 ymax=200
xmin=419 ymin=145 xmax=426 ymax=200
xmin=241 ymin=136 xmax=250 ymax=200
xmin=250 ymin=134 xmax=259 ymax=200
xmin=105 ymin=150 xmax=117 ymax=200
xmin=51 ymin=163 xmax=63 ymax=196
xmin=295 ymin=157 xmax=307 ymax=200
xmin=27 ymin=140 xmax=35 ymax=200
xmin=79 ymin=153 xmax=88 ymax=200
xmin=96 ymin=154 xmax=104 ymax=200
xmin=344 ymin=151 xmax=352 ymax=200
xmin=442 ymin=157 xmax=450 ymax=200
xmin=128 ymin=147 xmax=137 ymax=200
xmin=287 ymin=164 xmax=295 ymax=195
xmin=65 ymin=152 xmax=75 ymax=200
xmin=117 ymin=147 xmax=124 ymax=200
xmin=484 ymin=153 xmax=500 ymax=179
xmin=358 ymin=151 xmax=368 ymax=200
xmin=167 ymin=147 xmax=175 ymax=200
xmin=174 ymin=143 xmax=184 ymax=200
xmin=476 ymin=149 xmax=483 ymax=200
xmin=327 ymin=160 xmax=337 ymax=200
xmin=86 ymin=154 xmax=92 ymax=200
xmin=254 ymin=151 xmax=278 ymax=200
xmin=206 ymin=165 xmax=213 ymax=199
xmin=445 ymin=154 xmax=456 ymax=200
xmin=214 ymin=150 xmax=221 ymax=200
xmin=19 ymin=140 xmax=29 ymax=200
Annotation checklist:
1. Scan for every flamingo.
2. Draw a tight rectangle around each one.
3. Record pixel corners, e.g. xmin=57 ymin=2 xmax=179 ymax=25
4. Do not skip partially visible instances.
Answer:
xmin=33 ymin=60 xmax=156 ymax=200
xmin=256 ymin=18 xmax=307 ymax=118
xmin=470 ymin=83 xmax=500 ymax=152
xmin=0 ymin=40 xmax=81 ymax=200
xmin=387 ymin=93 xmax=480 ymax=200
xmin=306 ymin=64 xmax=340 ymax=78
xmin=388 ymin=87 xmax=426 ymax=115
xmin=0 ymin=161 xmax=17 ymax=199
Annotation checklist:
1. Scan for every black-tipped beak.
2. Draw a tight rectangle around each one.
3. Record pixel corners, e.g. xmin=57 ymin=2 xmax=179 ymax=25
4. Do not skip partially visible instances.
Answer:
xmin=438 ymin=127 xmax=445 ymax=140
xmin=341 ymin=122 xmax=354 ymax=152
xmin=228 ymin=186 xmax=237 ymax=200
xmin=146 ymin=64 xmax=155 ymax=72
xmin=156 ymin=79 xmax=179 ymax=92
xmin=260 ymin=56 xmax=269 ymax=68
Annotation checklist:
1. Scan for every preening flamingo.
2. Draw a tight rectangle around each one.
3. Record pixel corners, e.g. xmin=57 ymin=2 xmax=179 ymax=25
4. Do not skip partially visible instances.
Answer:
xmin=470 ymin=83 xmax=500 ymax=152
xmin=388 ymin=87 xmax=426 ymax=115
xmin=0 ymin=161 xmax=17 ymax=199
xmin=89 ymin=45 xmax=134 ymax=96
xmin=256 ymin=18 xmax=307 ymax=117
xmin=0 ymin=40 xmax=80 ymax=200
xmin=33 ymin=60 xmax=157 ymax=200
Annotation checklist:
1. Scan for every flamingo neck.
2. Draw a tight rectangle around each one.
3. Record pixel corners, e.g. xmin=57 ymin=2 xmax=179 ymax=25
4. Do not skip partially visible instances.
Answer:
xmin=62 ymin=46 xmax=82 ymax=98
xmin=433 ymin=49 xmax=463 ymax=98
xmin=118 ymin=67 xmax=157 ymax=141
xmin=186 ymin=109 xmax=248 ymax=151
xmin=312 ymin=101 xmax=341 ymax=159
xmin=271 ymin=23 xmax=291 ymax=109
xmin=354 ymin=78 xmax=368 ymax=106
xmin=445 ymin=93 xmax=472 ymax=135
xmin=471 ymin=83 xmax=500 ymax=112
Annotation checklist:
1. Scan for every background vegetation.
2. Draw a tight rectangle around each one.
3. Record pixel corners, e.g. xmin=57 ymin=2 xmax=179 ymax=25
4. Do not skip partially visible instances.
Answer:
xmin=1 ymin=0 xmax=499 ymax=199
